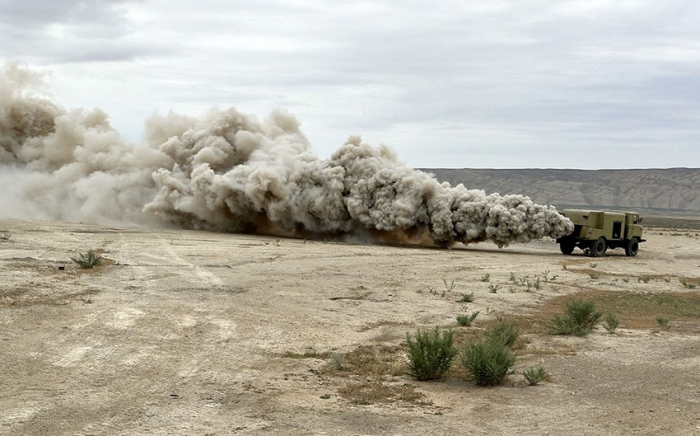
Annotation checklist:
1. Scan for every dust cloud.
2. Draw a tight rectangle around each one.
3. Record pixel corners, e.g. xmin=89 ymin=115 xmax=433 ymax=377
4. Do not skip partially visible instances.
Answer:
xmin=0 ymin=64 xmax=573 ymax=247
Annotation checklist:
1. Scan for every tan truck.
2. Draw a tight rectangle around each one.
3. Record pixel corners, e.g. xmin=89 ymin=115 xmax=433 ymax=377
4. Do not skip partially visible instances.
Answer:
xmin=556 ymin=209 xmax=645 ymax=257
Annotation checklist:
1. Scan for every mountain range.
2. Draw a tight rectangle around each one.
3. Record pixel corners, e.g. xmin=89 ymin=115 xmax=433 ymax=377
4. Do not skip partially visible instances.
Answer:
xmin=421 ymin=168 xmax=700 ymax=214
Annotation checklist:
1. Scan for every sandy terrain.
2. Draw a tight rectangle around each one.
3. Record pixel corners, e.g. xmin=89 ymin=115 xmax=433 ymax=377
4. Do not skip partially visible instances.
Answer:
xmin=1 ymin=220 xmax=699 ymax=435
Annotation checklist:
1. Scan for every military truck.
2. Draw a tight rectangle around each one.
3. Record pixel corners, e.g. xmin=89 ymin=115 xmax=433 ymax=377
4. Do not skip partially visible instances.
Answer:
xmin=556 ymin=209 xmax=645 ymax=257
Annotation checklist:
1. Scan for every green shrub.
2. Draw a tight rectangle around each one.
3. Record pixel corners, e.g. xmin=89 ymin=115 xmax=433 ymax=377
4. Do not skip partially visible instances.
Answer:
xmin=523 ymin=365 xmax=548 ymax=385
xmin=532 ymin=276 xmax=541 ymax=290
xmin=71 ymin=249 xmax=103 ymax=269
xmin=602 ymin=312 xmax=619 ymax=333
xmin=656 ymin=316 xmax=669 ymax=328
xmin=405 ymin=327 xmax=457 ymax=381
xmin=488 ymin=284 xmax=500 ymax=293
xmin=460 ymin=339 xmax=516 ymax=386
xmin=480 ymin=273 xmax=491 ymax=282
xmin=485 ymin=319 xmax=519 ymax=348
xmin=457 ymin=292 xmax=474 ymax=303
xmin=456 ymin=311 xmax=480 ymax=327
xmin=549 ymin=299 xmax=603 ymax=337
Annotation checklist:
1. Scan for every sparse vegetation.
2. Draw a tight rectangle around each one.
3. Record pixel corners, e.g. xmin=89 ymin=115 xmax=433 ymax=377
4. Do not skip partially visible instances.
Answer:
xmin=549 ymin=299 xmax=603 ymax=337
xmin=460 ymin=339 xmax=516 ymax=386
xmin=325 ymin=345 xmax=404 ymax=377
xmin=405 ymin=327 xmax=457 ymax=381
xmin=656 ymin=316 xmax=669 ymax=328
xmin=71 ymin=249 xmax=103 ymax=269
xmin=681 ymin=280 xmax=697 ymax=289
xmin=457 ymin=292 xmax=474 ymax=303
xmin=283 ymin=348 xmax=332 ymax=359
xmin=339 ymin=379 xmax=429 ymax=406
xmin=589 ymin=262 xmax=597 ymax=269
xmin=456 ymin=311 xmax=480 ymax=327
xmin=602 ymin=312 xmax=619 ymax=333
xmin=638 ymin=276 xmax=651 ymax=283
xmin=0 ymin=232 xmax=10 ymax=241
xmin=523 ymin=365 xmax=549 ymax=386
xmin=330 ymin=352 xmax=346 ymax=370
xmin=588 ymin=271 xmax=600 ymax=279
xmin=532 ymin=276 xmax=541 ymax=290
xmin=442 ymin=279 xmax=456 ymax=292
xmin=480 ymin=273 xmax=491 ymax=283
xmin=488 ymin=284 xmax=500 ymax=293
xmin=484 ymin=319 xmax=519 ymax=348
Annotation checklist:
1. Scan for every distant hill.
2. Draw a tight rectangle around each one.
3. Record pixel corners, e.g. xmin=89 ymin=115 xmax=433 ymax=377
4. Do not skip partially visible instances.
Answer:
xmin=421 ymin=168 xmax=700 ymax=214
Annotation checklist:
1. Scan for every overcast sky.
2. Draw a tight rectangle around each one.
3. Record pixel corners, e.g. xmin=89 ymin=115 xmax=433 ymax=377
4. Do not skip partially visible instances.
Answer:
xmin=1 ymin=0 xmax=698 ymax=169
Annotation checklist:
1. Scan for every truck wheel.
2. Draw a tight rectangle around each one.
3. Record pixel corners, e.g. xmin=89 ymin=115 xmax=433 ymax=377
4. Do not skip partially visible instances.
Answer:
xmin=560 ymin=241 xmax=575 ymax=255
xmin=591 ymin=237 xmax=607 ymax=257
xmin=625 ymin=238 xmax=639 ymax=257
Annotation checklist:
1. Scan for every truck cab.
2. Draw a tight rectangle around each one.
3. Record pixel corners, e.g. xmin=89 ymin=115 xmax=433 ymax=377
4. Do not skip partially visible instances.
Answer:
xmin=556 ymin=209 xmax=645 ymax=257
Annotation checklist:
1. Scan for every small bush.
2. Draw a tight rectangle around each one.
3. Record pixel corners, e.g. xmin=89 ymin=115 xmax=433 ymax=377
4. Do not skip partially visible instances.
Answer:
xmin=485 ymin=319 xmax=519 ymax=348
xmin=460 ymin=339 xmax=516 ymax=386
xmin=549 ymin=299 xmax=603 ymax=337
xmin=71 ymin=249 xmax=103 ymax=269
xmin=480 ymin=273 xmax=491 ymax=282
xmin=523 ymin=365 xmax=549 ymax=385
xmin=457 ymin=292 xmax=474 ymax=303
xmin=0 ymin=232 xmax=10 ymax=241
xmin=638 ymin=276 xmax=651 ymax=283
xmin=405 ymin=327 xmax=457 ymax=381
xmin=532 ymin=276 xmax=541 ymax=290
xmin=488 ymin=284 xmax=500 ymax=293
xmin=681 ymin=280 xmax=697 ymax=289
xmin=456 ymin=311 xmax=480 ymax=326
xmin=588 ymin=271 xmax=600 ymax=279
xmin=442 ymin=279 xmax=456 ymax=292
xmin=330 ymin=352 xmax=347 ymax=370
xmin=656 ymin=316 xmax=669 ymax=328
xmin=602 ymin=312 xmax=619 ymax=333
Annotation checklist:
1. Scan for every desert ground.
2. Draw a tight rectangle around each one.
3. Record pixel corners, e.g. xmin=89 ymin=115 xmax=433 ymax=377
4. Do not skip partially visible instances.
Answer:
xmin=1 ymin=219 xmax=699 ymax=435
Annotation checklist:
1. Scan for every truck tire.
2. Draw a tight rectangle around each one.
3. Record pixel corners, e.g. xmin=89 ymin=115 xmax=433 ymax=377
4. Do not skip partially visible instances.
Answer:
xmin=591 ymin=237 xmax=607 ymax=257
xmin=625 ymin=238 xmax=639 ymax=257
xmin=560 ymin=241 xmax=575 ymax=255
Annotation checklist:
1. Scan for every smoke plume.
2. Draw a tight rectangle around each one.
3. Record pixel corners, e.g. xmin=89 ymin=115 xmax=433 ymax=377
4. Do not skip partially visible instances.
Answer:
xmin=0 ymin=64 xmax=573 ymax=247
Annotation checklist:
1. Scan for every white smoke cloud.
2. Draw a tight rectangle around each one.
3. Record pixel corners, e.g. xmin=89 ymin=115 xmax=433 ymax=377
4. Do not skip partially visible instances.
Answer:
xmin=0 ymin=64 xmax=573 ymax=247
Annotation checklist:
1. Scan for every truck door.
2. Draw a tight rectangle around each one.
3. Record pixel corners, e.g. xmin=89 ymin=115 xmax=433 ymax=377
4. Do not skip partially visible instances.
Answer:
xmin=612 ymin=221 xmax=622 ymax=239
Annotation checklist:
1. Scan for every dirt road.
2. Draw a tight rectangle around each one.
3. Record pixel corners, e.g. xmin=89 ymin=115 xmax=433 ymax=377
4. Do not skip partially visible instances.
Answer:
xmin=1 ymin=220 xmax=699 ymax=435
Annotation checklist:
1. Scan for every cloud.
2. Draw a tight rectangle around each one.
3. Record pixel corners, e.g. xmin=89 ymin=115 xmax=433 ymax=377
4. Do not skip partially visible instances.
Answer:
xmin=1 ymin=0 xmax=698 ymax=168
xmin=0 ymin=0 xmax=160 ymax=62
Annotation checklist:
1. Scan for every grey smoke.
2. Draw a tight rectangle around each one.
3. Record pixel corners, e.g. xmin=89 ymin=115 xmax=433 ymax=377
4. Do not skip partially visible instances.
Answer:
xmin=1 ymin=64 xmax=573 ymax=247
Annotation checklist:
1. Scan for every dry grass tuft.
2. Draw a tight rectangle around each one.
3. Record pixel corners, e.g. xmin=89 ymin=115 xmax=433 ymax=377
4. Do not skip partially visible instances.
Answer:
xmin=338 ymin=379 xmax=432 ymax=406
xmin=324 ymin=345 xmax=405 ymax=377
xmin=503 ymin=290 xmax=700 ymax=333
